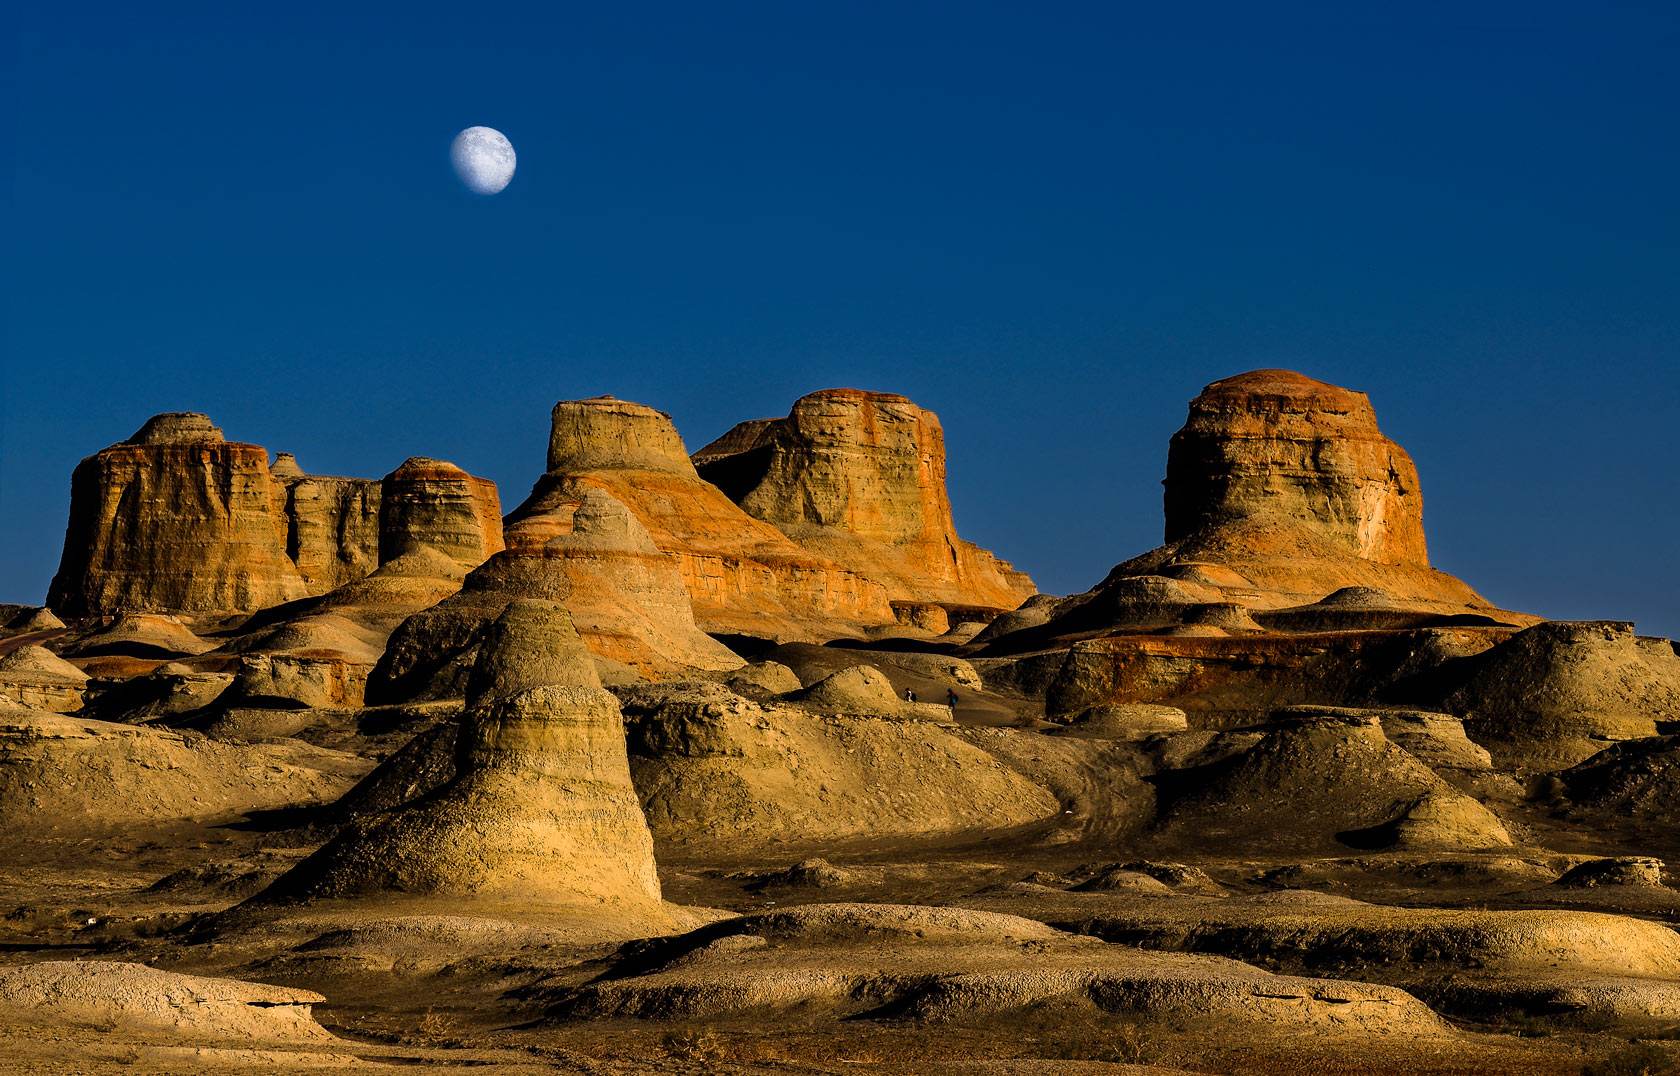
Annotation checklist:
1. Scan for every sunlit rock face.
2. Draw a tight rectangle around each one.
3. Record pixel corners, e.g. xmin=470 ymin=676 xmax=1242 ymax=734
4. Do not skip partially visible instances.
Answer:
xmin=1164 ymin=369 xmax=1428 ymax=568
xmin=1106 ymin=370 xmax=1490 ymax=610
xmin=531 ymin=396 xmax=895 ymax=641
xmin=48 ymin=414 xmax=311 ymax=618
xmin=377 ymin=456 xmax=504 ymax=570
xmin=693 ymin=388 xmax=1035 ymax=615
xmin=274 ymin=453 xmax=382 ymax=594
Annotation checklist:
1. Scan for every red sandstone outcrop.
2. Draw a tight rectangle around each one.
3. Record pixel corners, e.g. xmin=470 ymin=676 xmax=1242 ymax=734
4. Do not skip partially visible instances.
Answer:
xmin=48 ymin=414 xmax=310 ymax=619
xmin=527 ymin=396 xmax=895 ymax=640
xmin=693 ymin=389 xmax=1035 ymax=617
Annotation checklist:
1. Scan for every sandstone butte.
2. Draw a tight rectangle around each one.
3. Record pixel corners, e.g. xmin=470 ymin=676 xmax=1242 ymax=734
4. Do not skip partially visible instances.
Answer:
xmin=693 ymin=388 xmax=1036 ymax=625
xmin=269 ymin=451 xmax=381 ymax=593
xmin=1103 ymin=368 xmax=1494 ymax=611
xmin=47 ymin=414 xmax=502 ymax=621
xmin=518 ymin=396 xmax=899 ymax=641
xmin=48 ymin=414 xmax=313 ymax=619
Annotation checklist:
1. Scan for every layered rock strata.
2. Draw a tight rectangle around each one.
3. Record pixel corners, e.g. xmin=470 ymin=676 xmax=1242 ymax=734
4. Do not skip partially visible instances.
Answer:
xmin=530 ymin=397 xmax=893 ymax=640
xmin=377 ymin=456 xmax=504 ymax=569
xmin=258 ymin=601 xmax=664 ymax=914
xmin=272 ymin=454 xmax=381 ymax=593
xmin=48 ymin=414 xmax=503 ymax=624
xmin=1100 ymin=370 xmax=1493 ymax=612
xmin=48 ymin=414 xmax=310 ymax=618
xmin=372 ymin=487 xmax=740 ymax=698
xmin=694 ymin=388 xmax=1035 ymax=614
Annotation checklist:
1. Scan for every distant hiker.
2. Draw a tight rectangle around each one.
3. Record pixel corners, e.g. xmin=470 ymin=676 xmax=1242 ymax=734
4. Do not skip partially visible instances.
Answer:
xmin=947 ymin=688 xmax=959 ymax=713
xmin=904 ymin=688 xmax=917 ymax=703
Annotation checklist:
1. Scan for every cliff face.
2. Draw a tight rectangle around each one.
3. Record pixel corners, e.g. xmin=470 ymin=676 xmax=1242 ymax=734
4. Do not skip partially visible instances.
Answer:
xmin=48 ymin=419 xmax=504 ymax=621
xmin=47 ymin=415 xmax=310 ymax=618
xmin=1107 ymin=370 xmax=1487 ymax=610
xmin=1163 ymin=370 xmax=1428 ymax=567
xmin=693 ymin=389 xmax=1035 ymax=614
xmin=272 ymin=455 xmax=382 ymax=594
xmin=526 ymin=397 xmax=895 ymax=640
xmin=377 ymin=457 xmax=504 ymax=569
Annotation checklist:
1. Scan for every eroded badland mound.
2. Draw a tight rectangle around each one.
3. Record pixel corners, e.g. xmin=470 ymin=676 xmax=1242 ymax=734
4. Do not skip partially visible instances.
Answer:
xmin=5 ymin=370 xmax=1680 ymax=1074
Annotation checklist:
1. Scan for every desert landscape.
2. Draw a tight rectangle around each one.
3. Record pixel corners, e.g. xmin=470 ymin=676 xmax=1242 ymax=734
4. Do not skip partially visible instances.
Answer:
xmin=3 ymin=372 xmax=1679 ymax=1073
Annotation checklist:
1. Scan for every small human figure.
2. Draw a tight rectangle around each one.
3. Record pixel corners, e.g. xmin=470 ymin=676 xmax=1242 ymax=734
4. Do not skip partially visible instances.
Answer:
xmin=904 ymin=687 xmax=917 ymax=703
xmin=946 ymin=688 xmax=959 ymax=713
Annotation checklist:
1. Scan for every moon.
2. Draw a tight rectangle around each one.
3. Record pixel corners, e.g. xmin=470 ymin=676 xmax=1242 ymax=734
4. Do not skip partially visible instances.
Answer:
xmin=451 ymin=126 xmax=516 ymax=195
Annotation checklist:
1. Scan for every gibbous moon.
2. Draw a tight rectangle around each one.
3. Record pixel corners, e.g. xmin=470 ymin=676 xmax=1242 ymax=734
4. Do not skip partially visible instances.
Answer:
xmin=451 ymin=126 xmax=516 ymax=195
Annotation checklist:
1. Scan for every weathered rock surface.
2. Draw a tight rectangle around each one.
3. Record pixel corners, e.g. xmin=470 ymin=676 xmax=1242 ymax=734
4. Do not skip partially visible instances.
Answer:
xmin=273 ymin=455 xmax=382 ymax=593
xmin=1553 ymin=736 xmax=1680 ymax=826
xmin=1152 ymin=710 xmax=1511 ymax=851
xmin=58 ymin=612 xmax=213 ymax=659
xmin=0 ymin=961 xmax=334 ymax=1041
xmin=0 ymin=645 xmax=89 ymax=712
xmin=48 ymin=413 xmax=310 ymax=617
xmin=1441 ymin=621 xmax=1680 ymax=769
xmin=47 ymin=417 xmax=501 ymax=621
xmin=1040 ymin=372 xmax=1502 ymax=637
xmin=1 ymin=606 xmax=65 ymax=633
xmin=1166 ymin=370 xmax=1430 ymax=567
xmin=258 ymin=601 xmax=665 ymax=915
xmin=0 ymin=702 xmax=361 ymax=834
xmin=619 ymin=682 xmax=1058 ymax=844
xmin=532 ymin=396 xmax=894 ymax=640
xmin=540 ymin=902 xmax=1449 ymax=1037
xmin=694 ymin=388 xmax=1035 ymax=614
xmin=372 ymin=487 xmax=740 ymax=697
xmin=1276 ymin=705 xmax=1492 ymax=771
xmin=377 ymin=456 xmax=504 ymax=569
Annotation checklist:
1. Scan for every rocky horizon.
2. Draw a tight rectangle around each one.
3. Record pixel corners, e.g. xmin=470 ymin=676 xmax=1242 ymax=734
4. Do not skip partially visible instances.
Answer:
xmin=5 ymin=368 xmax=1680 ymax=1073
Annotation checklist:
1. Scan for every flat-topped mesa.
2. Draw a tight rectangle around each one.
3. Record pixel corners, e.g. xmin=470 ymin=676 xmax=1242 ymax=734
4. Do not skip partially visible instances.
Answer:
xmin=692 ymin=388 xmax=1035 ymax=613
xmin=378 ymin=456 xmax=504 ymax=570
xmin=1104 ymin=370 xmax=1491 ymax=611
xmin=548 ymin=397 xmax=698 ymax=475
xmin=48 ymin=414 xmax=311 ymax=618
xmin=47 ymin=415 xmax=506 ymax=621
xmin=1165 ymin=370 xmax=1427 ymax=566
xmin=526 ymin=395 xmax=895 ymax=640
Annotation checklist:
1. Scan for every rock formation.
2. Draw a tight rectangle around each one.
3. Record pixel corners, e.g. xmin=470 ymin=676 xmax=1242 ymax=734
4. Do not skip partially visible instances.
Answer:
xmin=0 ymin=961 xmax=334 ymax=1042
xmin=377 ymin=456 xmax=504 ymax=569
xmin=371 ymin=487 xmax=741 ymax=697
xmin=47 ymin=417 xmax=503 ymax=621
xmin=257 ymin=601 xmax=664 ymax=914
xmin=0 ymin=701 xmax=359 ymax=834
xmin=1152 ymin=710 xmax=1512 ymax=851
xmin=47 ymin=413 xmax=310 ymax=618
xmin=619 ymin=682 xmax=1058 ymax=844
xmin=529 ymin=396 xmax=894 ymax=640
xmin=693 ymin=388 xmax=1035 ymax=617
xmin=0 ymin=645 xmax=89 ymax=712
xmin=542 ymin=902 xmax=1449 ymax=1038
xmin=1442 ymin=621 xmax=1680 ymax=769
xmin=1098 ymin=370 xmax=1495 ymax=612
xmin=272 ymin=453 xmax=382 ymax=593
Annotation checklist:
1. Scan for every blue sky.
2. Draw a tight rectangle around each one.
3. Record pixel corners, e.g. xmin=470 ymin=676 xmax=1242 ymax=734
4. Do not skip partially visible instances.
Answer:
xmin=5 ymin=3 xmax=1678 ymax=634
